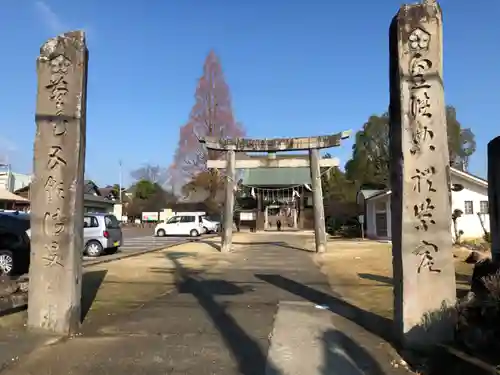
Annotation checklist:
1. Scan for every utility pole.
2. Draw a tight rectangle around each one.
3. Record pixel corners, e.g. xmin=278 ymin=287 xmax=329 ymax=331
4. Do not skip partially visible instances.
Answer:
xmin=0 ymin=160 xmax=11 ymax=192
xmin=119 ymin=159 xmax=123 ymax=203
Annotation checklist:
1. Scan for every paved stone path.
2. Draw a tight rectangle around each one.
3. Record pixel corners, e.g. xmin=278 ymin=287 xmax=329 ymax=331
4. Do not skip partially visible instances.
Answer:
xmin=0 ymin=236 xmax=410 ymax=374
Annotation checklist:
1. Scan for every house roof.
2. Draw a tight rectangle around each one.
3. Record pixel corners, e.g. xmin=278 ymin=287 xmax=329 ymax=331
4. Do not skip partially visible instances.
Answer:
xmin=83 ymin=194 xmax=115 ymax=204
xmin=98 ymin=187 xmax=117 ymax=198
xmin=14 ymin=182 xmax=115 ymax=205
xmin=365 ymin=189 xmax=391 ymax=201
xmin=451 ymin=167 xmax=487 ymax=187
xmin=15 ymin=185 xmax=29 ymax=193
xmin=241 ymin=167 xmax=311 ymax=186
xmin=362 ymin=167 xmax=488 ymax=202
xmin=0 ymin=190 xmax=30 ymax=202
xmin=83 ymin=180 xmax=100 ymax=195
xmin=358 ymin=189 xmax=384 ymax=200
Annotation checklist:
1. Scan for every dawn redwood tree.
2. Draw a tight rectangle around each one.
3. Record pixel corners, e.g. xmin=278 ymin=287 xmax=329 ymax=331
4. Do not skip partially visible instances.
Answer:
xmin=170 ymin=50 xmax=245 ymax=198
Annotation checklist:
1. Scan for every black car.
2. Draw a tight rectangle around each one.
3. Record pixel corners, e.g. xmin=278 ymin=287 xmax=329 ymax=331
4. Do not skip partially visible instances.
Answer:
xmin=0 ymin=211 xmax=31 ymax=276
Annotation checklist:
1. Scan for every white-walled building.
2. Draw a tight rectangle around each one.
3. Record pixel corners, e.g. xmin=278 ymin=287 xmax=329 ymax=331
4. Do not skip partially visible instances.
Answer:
xmin=357 ymin=168 xmax=489 ymax=241
xmin=0 ymin=170 xmax=32 ymax=192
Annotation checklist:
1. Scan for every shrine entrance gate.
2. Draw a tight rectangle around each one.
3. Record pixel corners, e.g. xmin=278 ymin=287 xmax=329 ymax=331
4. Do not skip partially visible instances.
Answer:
xmin=200 ymin=132 xmax=350 ymax=253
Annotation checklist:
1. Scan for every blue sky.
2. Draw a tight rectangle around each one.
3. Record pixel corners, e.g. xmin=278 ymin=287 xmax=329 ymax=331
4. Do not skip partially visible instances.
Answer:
xmin=0 ymin=0 xmax=498 ymax=187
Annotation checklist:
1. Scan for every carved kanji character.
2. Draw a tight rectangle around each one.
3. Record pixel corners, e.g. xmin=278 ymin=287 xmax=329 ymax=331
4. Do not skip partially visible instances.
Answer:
xmin=409 ymin=54 xmax=432 ymax=90
xmin=411 ymin=167 xmax=436 ymax=193
xmin=43 ymin=208 xmax=65 ymax=236
xmin=410 ymin=91 xmax=432 ymax=119
xmin=409 ymin=124 xmax=435 ymax=155
xmin=414 ymin=198 xmax=436 ymax=231
xmin=48 ymin=146 xmax=67 ymax=170
xmin=412 ymin=240 xmax=440 ymax=273
xmin=44 ymin=176 xmax=65 ymax=202
xmin=52 ymin=120 xmax=67 ymax=136
xmin=43 ymin=241 xmax=63 ymax=267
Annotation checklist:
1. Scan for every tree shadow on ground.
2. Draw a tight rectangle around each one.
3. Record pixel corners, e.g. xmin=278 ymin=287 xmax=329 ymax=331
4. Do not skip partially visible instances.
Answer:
xmin=198 ymin=240 xmax=313 ymax=253
xmin=322 ymin=329 xmax=386 ymax=375
xmin=255 ymin=274 xmax=394 ymax=344
xmin=80 ymin=269 xmax=108 ymax=322
xmin=165 ymin=253 xmax=282 ymax=375
xmin=358 ymin=272 xmax=471 ymax=300
xmin=357 ymin=273 xmax=393 ymax=285
xmin=235 ymin=241 xmax=312 ymax=252
xmin=0 ymin=305 xmax=27 ymax=318
xmin=199 ymin=240 xmax=221 ymax=251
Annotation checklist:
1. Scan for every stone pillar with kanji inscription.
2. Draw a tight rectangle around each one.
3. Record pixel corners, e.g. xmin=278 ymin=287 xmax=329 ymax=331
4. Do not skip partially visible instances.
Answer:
xmin=28 ymin=31 xmax=88 ymax=335
xmin=389 ymin=1 xmax=456 ymax=348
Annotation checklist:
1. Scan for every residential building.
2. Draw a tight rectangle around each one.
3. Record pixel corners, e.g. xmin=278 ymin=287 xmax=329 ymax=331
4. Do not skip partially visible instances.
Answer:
xmin=14 ymin=180 xmax=116 ymax=213
xmin=0 ymin=189 xmax=30 ymax=211
xmin=0 ymin=170 xmax=32 ymax=192
xmin=357 ymin=167 xmax=489 ymax=241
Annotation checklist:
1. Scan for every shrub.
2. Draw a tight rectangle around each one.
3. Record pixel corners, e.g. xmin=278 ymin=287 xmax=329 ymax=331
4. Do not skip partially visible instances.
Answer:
xmin=455 ymin=263 xmax=500 ymax=364
xmin=452 ymin=209 xmax=464 ymax=244
xmin=483 ymin=232 xmax=491 ymax=243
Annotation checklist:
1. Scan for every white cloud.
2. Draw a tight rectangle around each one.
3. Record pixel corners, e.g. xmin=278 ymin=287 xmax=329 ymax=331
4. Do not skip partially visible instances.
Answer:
xmin=34 ymin=1 xmax=66 ymax=34
xmin=33 ymin=1 xmax=95 ymax=42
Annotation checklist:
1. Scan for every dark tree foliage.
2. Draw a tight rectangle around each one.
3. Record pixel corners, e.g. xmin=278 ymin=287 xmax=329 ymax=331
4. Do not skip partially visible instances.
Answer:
xmin=321 ymin=153 xmax=360 ymax=221
xmin=344 ymin=106 xmax=476 ymax=188
xmin=345 ymin=113 xmax=390 ymax=187
xmin=446 ymin=106 xmax=476 ymax=171
xmin=125 ymin=177 xmax=176 ymax=218
xmin=321 ymin=105 xmax=476 ymax=231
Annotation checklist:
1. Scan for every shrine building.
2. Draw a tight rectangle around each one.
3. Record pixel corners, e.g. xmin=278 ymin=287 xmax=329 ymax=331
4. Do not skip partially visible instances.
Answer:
xmin=237 ymin=155 xmax=315 ymax=231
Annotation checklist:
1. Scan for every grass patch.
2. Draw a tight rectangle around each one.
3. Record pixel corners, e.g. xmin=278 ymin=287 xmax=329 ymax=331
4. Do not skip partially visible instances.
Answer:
xmin=316 ymin=241 xmax=475 ymax=321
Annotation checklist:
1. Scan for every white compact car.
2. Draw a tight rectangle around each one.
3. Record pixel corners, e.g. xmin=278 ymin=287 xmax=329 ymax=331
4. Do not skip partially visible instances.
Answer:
xmin=201 ymin=215 xmax=220 ymax=233
xmin=155 ymin=214 xmax=205 ymax=237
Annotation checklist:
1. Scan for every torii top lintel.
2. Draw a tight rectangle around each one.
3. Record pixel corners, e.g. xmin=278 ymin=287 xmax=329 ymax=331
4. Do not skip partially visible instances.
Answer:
xmin=199 ymin=130 xmax=351 ymax=152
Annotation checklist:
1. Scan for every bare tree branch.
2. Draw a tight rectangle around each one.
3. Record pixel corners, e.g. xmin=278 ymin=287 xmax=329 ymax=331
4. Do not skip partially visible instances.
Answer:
xmin=130 ymin=164 xmax=169 ymax=186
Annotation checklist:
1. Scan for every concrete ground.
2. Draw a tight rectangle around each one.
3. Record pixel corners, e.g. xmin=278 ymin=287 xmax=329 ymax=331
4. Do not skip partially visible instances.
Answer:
xmin=0 ymin=232 xmax=412 ymax=375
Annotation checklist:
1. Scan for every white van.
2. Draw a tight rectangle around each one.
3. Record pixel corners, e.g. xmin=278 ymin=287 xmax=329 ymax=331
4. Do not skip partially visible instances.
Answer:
xmin=154 ymin=213 xmax=205 ymax=237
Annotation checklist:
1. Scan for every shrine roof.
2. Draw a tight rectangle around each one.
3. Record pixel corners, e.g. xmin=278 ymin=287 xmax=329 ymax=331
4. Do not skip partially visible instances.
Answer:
xmin=241 ymin=167 xmax=311 ymax=186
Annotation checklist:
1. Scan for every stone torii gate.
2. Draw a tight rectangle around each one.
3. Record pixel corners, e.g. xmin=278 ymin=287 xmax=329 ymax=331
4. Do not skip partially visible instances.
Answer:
xmin=200 ymin=131 xmax=350 ymax=253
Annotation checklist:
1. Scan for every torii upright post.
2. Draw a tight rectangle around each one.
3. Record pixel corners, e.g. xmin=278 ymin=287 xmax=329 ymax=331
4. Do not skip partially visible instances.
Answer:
xmin=309 ymin=148 xmax=327 ymax=253
xmin=222 ymin=147 xmax=236 ymax=253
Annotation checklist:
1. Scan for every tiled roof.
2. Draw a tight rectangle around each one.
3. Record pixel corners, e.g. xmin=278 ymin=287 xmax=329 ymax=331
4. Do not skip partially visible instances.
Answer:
xmin=0 ymin=190 xmax=29 ymax=202
xmin=241 ymin=167 xmax=311 ymax=186
xmin=98 ymin=187 xmax=116 ymax=198
xmin=83 ymin=194 xmax=115 ymax=204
